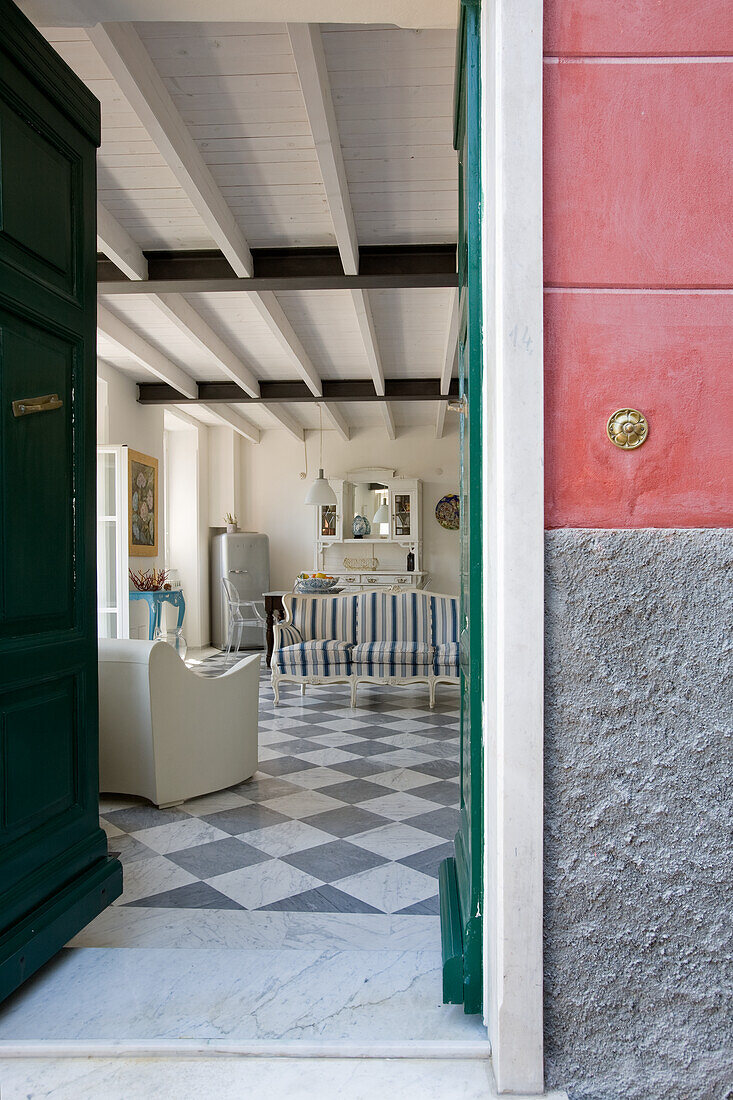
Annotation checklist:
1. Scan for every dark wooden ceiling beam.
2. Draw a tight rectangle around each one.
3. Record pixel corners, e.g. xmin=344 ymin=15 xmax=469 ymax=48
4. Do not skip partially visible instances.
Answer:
xmin=137 ymin=378 xmax=461 ymax=405
xmin=98 ymin=244 xmax=458 ymax=292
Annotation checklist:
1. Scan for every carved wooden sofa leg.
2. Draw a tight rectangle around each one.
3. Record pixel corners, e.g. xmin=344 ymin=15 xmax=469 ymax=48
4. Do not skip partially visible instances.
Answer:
xmin=429 ymin=678 xmax=437 ymax=709
xmin=272 ymin=675 xmax=280 ymax=705
xmin=350 ymin=678 xmax=358 ymax=708
xmin=301 ymin=682 xmax=306 ymax=696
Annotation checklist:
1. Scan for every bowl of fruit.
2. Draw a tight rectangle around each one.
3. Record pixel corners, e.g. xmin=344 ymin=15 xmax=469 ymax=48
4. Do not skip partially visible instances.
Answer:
xmin=294 ymin=572 xmax=340 ymax=594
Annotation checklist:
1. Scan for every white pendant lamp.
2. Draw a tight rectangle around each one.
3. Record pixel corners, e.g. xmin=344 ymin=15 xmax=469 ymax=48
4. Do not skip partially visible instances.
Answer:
xmin=305 ymin=407 xmax=337 ymax=507
xmin=373 ymin=500 xmax=389 ymax=525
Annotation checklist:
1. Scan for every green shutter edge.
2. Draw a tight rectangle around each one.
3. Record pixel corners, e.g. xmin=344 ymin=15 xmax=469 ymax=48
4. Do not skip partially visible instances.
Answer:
xmin=439 ymin=856 xmax=464 ymax=1004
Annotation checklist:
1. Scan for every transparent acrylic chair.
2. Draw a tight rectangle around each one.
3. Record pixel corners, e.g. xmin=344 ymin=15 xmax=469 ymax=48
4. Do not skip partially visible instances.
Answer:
xmin=221 ymin=577 xmax=266 ymax=659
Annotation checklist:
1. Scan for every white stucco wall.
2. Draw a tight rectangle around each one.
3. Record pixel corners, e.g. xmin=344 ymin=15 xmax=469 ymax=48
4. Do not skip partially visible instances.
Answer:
xmin=240 ymin=423 xmax=462 ymax=595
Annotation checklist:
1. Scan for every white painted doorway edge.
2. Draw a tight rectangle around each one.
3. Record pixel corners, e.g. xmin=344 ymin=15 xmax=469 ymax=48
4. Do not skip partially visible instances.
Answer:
xmin=481 ymin=0 xmax=548 ymax=1096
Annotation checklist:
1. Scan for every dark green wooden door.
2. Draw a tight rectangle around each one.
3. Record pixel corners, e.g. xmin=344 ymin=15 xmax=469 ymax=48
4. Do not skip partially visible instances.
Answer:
xmin=0 ymin=0 xmax=121 ymax=1002
xmin=439 ymin=0 xmax=483 ymax=1015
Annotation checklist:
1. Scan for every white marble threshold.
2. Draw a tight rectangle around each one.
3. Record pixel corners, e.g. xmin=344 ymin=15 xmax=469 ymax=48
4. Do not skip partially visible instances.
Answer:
xmin=0 ymin=1038 xmax=490 ymax=1058
xmin=0 ymin=1056 xmax=503 ymax=1100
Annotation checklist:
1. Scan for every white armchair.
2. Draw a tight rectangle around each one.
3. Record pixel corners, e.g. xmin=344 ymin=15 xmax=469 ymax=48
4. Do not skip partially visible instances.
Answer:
xmin=98 ymin=639 xmax=260 ymax=808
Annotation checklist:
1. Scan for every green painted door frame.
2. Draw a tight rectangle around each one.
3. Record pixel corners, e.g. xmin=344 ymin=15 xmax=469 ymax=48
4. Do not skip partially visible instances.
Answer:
xmin=439 ymin=0 xmax=483 ymax=1016
xmin=0 ymin=0 xmax=121 ymax=1003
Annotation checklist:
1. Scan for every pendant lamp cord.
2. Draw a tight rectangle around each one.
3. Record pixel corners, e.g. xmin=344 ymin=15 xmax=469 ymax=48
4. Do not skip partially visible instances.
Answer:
xmin=299 ymin=406 xmax=324 ymax=480
xmin=319 ymin=405 xmax=324 ymax=469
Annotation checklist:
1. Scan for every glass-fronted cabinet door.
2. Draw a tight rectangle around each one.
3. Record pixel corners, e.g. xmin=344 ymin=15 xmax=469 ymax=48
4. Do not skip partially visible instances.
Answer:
xmin=393 ymin=492 xmax=413 ymax=538
xmin=316 ymin=478 xmax=343 ymax=542
xmin=390 ymin=481 xmax=420 ymax=541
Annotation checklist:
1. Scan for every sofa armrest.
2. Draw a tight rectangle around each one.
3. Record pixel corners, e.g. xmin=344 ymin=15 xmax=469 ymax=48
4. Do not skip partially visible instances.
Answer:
xmin=274 ymin=621 xmax=303 ymax=649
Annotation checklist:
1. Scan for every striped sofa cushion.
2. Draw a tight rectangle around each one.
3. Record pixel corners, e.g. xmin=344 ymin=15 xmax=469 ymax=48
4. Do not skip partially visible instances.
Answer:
xmin=289 ymin=595 xmax=358 ymax=643
xmin=434 ymin=641 xmax=460 ymax=678
xmin=356 ymin=591 xmax=431 ymax=645
xmin=352 ymin=641 xmax=433 ymax=677
xmin=274 ymin=639 xmax=353 ymax=676
xmin=430 ymin=596 xmax=459 ymax=646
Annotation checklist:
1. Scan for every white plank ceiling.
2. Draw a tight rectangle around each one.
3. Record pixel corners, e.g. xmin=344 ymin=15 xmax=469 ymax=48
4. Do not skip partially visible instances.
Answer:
xmin=43 ymin=21 xmax=459 ymax=437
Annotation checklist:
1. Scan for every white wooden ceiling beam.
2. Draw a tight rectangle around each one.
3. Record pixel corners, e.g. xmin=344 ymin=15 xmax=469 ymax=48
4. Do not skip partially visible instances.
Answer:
xmin=97 ymin=304 xmax=198 ymax=399
xmin=351 ymin=287 xmax=397 ymax=438
xmin=379 ymin=401 xmax=396 ymax=441
xmin=97 ymin=202 xmax=148 ymax=281
xmin=263 ymin=403 xmax=305 ymax=442
xmin=287 ymin=22 xmax=359 ymax=276
xmin=351 ymin=288 xmax=384 ymax=396
xmin=436 ymin=287 xmax=460 ymax=438
xmin=87 ymin=22 xmax=253 ymax=277
xmin=149 ymin=294 xmax=260 ymax=398
xmin=320 ymin=401 xmax=350 ymax=442
xmin=202 ymin=404 xmax=260 ymax=445
xmin=249 ymin=291 xmax=322 ymax=397
xmin=435 ymin=399 xmax=448 ymax=439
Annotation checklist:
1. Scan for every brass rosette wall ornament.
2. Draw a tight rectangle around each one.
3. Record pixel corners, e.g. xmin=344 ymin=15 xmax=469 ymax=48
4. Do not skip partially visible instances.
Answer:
xmin=607 ymin=409 xmax=648 ymax=449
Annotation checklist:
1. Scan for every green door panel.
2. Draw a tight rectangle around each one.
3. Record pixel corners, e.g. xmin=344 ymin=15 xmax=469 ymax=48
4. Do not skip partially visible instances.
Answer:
xmin=439 ymin=0 xmax=484 ymax=1016
xmin=3 ymin=677 xmax=77 ymax=835
xmin=0 ymin=0 xmax=121 ymax=1004
xmin=0 ymin=309 xmax=76 ymax=629
xmin=0 ymin=104 xmax=75 ymax=285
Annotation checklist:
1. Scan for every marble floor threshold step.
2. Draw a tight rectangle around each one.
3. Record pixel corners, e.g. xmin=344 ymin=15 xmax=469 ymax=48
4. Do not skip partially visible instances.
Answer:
xmin=0 ymin=946 xmax=488 ymax=1045
xmin=0 ymin=1055 xmax=507 ymax=1100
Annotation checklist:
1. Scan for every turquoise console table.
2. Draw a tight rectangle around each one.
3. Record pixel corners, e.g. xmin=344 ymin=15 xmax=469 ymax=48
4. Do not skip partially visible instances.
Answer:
xmin=129 ymin=589 xmax=186 ymax=640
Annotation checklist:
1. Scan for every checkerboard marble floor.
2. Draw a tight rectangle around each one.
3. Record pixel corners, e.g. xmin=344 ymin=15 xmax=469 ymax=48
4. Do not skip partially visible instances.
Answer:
xmin=101 ymin=655 xmax=461 ymax=918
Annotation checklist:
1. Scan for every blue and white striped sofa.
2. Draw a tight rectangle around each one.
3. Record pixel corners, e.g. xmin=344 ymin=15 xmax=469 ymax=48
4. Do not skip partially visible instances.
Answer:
xmin=271 ymin=590 xmax=459 ymax=707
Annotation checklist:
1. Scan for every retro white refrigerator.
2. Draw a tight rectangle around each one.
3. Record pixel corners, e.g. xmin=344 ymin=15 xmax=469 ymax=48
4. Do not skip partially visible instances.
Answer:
xmin=210 ymin=531 xmax=270 ymax=650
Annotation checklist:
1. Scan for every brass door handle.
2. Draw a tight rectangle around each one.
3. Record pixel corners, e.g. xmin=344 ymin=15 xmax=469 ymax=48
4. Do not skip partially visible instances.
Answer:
xmin=13 ymin=393 xmax=63 ymax=418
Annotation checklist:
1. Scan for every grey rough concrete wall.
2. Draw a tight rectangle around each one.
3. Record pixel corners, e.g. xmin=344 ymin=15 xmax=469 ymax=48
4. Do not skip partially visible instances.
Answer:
xmin=544 ymin=529 xmax=733 ymax=1100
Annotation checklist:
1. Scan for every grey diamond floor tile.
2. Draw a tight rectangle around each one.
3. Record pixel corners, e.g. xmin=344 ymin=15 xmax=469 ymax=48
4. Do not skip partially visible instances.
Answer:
xmin=410 ymin=780 xmax=460 ymax=807
xmin=200 ymin=804 xmax=290 ymax=835
xmin=342 ymin=739 xmax=400 ymax=757
xmin=303 ymin=806 xmax=392 ymax=838
xmin=256 ymin=757 xmax=319 ymax=777
xmin=319 ymin=778 xmax=393 ymax=805
xmin=266 ymin=738 xmax=327 ymax=753
xmin=402 ymin=807 xmax=461 ymax=840
xmin=327 ymin=758 xmax=394 ymax=778
xmin=412 ymin=760 xmax=461 ymax=779
xmin=282 ymin=840 xmax=387 ymax=883
xmin=124 ymin=881 xmax=245 ymax=910
xmin=102 ymin=805 xmax=187 ymax=833
xmin=260 ymin=885 xmax=382 ymax=914
xmin=166 ymin=837 xmax=270 ymax=878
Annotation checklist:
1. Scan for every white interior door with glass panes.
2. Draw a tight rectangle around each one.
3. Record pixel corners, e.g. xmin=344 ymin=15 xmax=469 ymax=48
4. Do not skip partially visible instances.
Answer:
xmin=97 ymin=445 xmax=129 ymax=639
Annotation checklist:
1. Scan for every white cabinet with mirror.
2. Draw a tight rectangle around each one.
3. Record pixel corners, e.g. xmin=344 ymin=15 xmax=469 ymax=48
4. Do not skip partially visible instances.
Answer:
xmin=314 ymin=468 xmax=427 ymax=589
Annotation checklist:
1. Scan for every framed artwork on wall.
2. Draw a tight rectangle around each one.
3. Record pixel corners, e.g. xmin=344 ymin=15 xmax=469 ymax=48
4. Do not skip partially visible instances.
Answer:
xmin=128 ymin=449 xmax=159 ymax=556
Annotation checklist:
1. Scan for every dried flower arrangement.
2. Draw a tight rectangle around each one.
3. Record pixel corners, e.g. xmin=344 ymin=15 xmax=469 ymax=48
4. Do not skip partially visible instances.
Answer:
xmin=129 ymin=567 xmax=171 ymax=592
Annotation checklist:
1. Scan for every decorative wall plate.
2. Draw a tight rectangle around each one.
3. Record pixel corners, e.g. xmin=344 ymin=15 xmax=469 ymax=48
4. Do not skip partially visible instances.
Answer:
xmin=435 ymin=493 xmax=460 ymax=530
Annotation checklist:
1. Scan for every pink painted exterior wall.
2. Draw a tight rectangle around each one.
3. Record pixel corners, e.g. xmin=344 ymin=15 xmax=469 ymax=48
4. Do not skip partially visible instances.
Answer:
xmin=543 ymin=0 xmax=733 ymax=528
